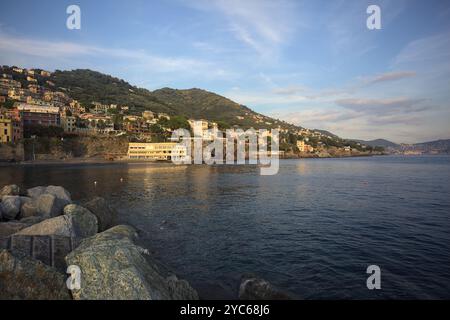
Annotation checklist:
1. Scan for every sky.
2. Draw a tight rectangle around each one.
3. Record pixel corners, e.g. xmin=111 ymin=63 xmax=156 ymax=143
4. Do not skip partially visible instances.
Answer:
xmin=0 ymin=0 xmax=449 ymax=143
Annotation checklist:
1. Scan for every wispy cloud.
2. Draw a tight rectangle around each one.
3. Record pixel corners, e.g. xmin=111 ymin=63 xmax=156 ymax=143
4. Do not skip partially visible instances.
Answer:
xmin=0 ymin=32 xmax=224 ymax=76
xmin=335 ymin=97 xmax=429 ymax=115
xmin=362 ymin=71 xmax=416 ymax=85
xmin=393 ymin=32 xmax=450 ymax=66
xmin=186 ymin=0 xmax=299 ymax=59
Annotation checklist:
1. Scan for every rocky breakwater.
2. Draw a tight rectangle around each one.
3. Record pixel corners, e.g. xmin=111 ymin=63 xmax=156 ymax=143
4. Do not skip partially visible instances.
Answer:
xmin=0 ymin=184 xmax=199 ymax=300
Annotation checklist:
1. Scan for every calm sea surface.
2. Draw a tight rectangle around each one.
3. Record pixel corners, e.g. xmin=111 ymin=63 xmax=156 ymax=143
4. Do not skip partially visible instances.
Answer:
xmin=1 ymin=156 xmax=449 ymax=299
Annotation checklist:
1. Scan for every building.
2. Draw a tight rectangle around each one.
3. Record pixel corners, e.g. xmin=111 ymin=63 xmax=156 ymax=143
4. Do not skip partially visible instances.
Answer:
xmin=0 ymin=114 xmax=22 ymax=143
xmin=40 ymin=70 xmax=51 ymax=77
xmin=28 ymin=84 xmax=43 ymax=94
xmin=17 ymin=103 xmax=60 ymax=127
xmin=92 ymin=102 xmax=109 ymax=114
xmin=158 ymin=113 xmax=170 ymax=120
xmin=124 ymin=119 xmax=151 ymax=134
xmin=128 ymin=142 xmax=187 ymax=161
xmin=61 ymin=115 xmax=77 ymax=133
xmin=188 ymin=119 xmax=209 ymax=131
xmin=297 ymin=140 xmax=314 ymax=153
xmin=0 ymin=114 xmax=13 ymax=143
xmin=142 ymin=110 xmax=155 ymax=120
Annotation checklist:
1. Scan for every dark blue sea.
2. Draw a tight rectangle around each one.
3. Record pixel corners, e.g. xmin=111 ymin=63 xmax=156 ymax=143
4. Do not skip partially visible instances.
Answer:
xmin=1 ymin=155 xmax=449 ymax=299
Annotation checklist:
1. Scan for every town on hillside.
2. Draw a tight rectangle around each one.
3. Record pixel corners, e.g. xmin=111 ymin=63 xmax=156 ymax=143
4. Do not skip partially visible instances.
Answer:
xmin=0 ymin=65 xmax=383 ymax=162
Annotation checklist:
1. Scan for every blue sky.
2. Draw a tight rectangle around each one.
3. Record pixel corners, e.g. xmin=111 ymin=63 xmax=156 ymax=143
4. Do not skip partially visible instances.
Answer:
xmin=1 ymin=0 xmax=449 ymax=143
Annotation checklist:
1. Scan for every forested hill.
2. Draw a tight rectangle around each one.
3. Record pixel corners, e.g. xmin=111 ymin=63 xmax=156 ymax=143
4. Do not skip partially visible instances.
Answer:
xmin=50 ymin=69 xmax=299 ymax=130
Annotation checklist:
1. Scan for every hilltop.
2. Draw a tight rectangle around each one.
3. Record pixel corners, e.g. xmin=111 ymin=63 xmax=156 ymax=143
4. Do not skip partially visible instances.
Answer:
xmin=355 ymin=138 xmax=450 ymax=154
xmin=354 ymin=139 xmax=400 ymax=149
xmin=400 ymin=139 xmax=450 ymax=154
xmin=49 ymin=69 xmax=298 ymax=131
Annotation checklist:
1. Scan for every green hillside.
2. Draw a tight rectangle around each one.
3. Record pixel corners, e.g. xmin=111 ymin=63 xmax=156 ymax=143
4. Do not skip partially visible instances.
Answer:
xmin=50 ymin=69 xmax=293 ymax=130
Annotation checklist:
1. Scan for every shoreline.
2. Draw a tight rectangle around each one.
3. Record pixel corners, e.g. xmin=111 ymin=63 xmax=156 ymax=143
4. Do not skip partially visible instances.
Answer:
xmin=0 ymin=154 xmax=389 ymax=167
xmin=0 ymin=153 xmax=435 ymax=168
xmin=4 ymin=153 xmax=448 ymax=168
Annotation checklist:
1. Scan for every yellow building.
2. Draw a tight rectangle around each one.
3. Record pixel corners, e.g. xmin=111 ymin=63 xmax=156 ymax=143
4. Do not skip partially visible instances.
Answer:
xmin=0 ymin=114 xmax=13 ymax=143
xmin=297 ymin=140 xmax=314 ymax=153
xmin=188 ymin=119 xmax=209 ymax=131
xmin=128 ymin=142 xmax=187 ymax=161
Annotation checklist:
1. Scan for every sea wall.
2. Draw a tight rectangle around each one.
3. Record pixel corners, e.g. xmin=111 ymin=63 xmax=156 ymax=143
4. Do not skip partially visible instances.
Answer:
xmin=22 ymin=136 xmax=129 ymax=161
xmin=0 ymin=143 xmax=25 ymax=162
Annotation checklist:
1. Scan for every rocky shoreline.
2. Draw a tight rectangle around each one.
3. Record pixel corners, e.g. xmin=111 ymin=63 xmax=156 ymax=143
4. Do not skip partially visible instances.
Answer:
xmin=0 ymin=184 xmax=292 ymax=300
xmin=0 ymin=184 xmax=199 ymax=300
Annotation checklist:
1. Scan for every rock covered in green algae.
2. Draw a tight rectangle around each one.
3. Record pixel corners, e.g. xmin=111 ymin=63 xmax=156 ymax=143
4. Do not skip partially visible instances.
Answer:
xmin=0 ymin=249 xmax=71 ymax=300
xmin=66 ymin=225 xmax=199 ymax=300
xmin=15 ymin=204 xmax=98 ymax=239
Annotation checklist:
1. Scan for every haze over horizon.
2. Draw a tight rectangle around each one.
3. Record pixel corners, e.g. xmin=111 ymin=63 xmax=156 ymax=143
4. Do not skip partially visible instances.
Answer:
xmin=1 ymin=0 xmax=449 ymax=144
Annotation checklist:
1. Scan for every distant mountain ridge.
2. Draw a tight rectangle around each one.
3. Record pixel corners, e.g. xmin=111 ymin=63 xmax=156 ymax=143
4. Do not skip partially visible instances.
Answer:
xmin=354 ymin=139 xmax=400 ymax=149
xmin=356 ymin=138 xmax=450 ymax=154
xmin=402 ymin=139 xmax=450 ymax=154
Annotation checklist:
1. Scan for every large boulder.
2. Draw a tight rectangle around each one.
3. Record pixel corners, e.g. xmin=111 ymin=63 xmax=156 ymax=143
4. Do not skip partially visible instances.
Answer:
xmin=0 ymin=184 xmax=20 ymax=198
xmin=83 ymin=197 xmax=118 ymax=232
xmin=35 ymin=194 xmax=63 ymax=218
xmin=63 ymin=204 xmax=98 ymax=237
xmin=20 ymin=202 xmax=38 ymax=219
xmin=0 ymin=196 xmax=21 ymax=220
xmin=27 ymin=186 xmax=47 ymax=199
xmin=0 ymin=221 xmax=29 ymax=238
xmin=0 ymin=249 xmax=71 ymax=300
xmin=28 ymin=186 xmax=72 ymax=218
xmin=65 ymin=225 xmax=199 ymax=300
xmin=19 ymin=216 xmax=46 ymax=225
xmin=15 ymin=205 xmax=98 ymax=240
xmin=238 ymin=275 xmax=292 ymax=300
xmin=45 ymin=186 xmax=72 ymax=203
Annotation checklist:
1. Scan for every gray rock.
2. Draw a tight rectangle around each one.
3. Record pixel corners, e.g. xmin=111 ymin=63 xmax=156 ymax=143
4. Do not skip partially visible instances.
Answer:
xmin=15 ymin=206 xmax=98 ymax=240
xmin=83 ymin=197 xmax=118 ymax=232
xmin=63 ymin=204 xmax=98 ymax=237
xmin=65 ymin=225 xmax=199 ymax=300
xmin=27 ymin=186 xmax=47 ymax=199
xmin=0 ymin=184 xmax=20 ymax=198
xmin=36 ymin=194 xmax=62 ymax=218
xmin=19 ymin=196 xmax=32 ymax=205
xmin=27 ymin=186 xmax=72 ymax=218
xmin=20 ymin=202 xmax=38 ymax=219
xmin=0 ymin=221 xmax=29 ymax=238
xmin=238 ymin=276 xmax=292 ymax=300
xmin=0 ymin=249 xmax=71 ymax=300
xmin=0 ymin=205 xmax=3 ymax=221
xmin=0 ymin=196 xmax=21 ymax=220
xmin=45 ymin=186 xmax=72 ymax=203
xmin=19 ymin=216 xmax=46 ymax=225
